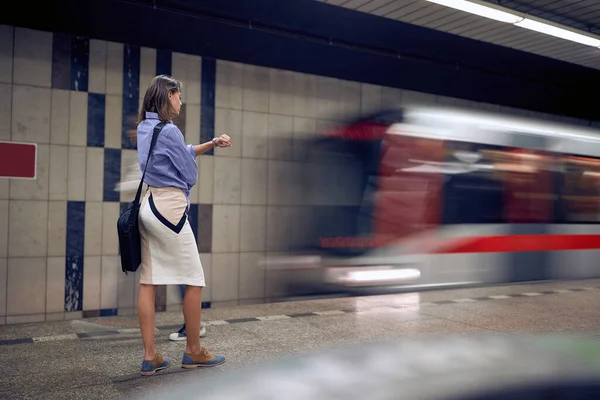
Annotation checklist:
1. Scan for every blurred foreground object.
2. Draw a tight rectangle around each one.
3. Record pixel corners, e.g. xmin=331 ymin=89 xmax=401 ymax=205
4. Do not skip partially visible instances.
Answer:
xmin=148 ymin=336 xmax=600 ymax=400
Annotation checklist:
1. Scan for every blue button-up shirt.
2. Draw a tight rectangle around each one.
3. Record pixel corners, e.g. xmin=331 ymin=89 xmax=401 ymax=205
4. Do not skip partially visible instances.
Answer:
xmin=137 ymin=112 xmax=198 ymax=204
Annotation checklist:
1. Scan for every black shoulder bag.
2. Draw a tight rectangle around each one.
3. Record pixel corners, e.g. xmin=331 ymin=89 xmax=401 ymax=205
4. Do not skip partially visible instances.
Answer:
xmin=117 ymin=122 xmax=166 ymax=274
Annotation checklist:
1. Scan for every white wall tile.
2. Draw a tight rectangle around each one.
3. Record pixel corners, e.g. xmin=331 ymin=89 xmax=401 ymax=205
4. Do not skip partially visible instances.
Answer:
xmin=85 ymin=202 xmax=103 ymax=256
xmin=13 ymin=28 xmax=52 ymax=87
xmin=83 ymin=256 xmax=101 ymax=311
xmin=7 ymin=257 xmax=46 ymax=315
xmin=185 ymin=103 xmax=201 ymax=147
xmin=339 ymin=80 xmax=361 ymax=118
xmin=89 ymin=39 xmax=107 ymax=94
xmin=0 ymin=180 xmax=6 ymax=200
xmin=104 ymin=94 xmax=123 ymax=148
xmin=316 ymin=76 xmax=339 ymax=120
xmin=215 ymin=108 xmax=242 ymax=158
xmin=266 ymin=207 xmax=293 ymax=252
xmin=213 ymin=157 xmax=241 ymax=204
xmin=6 ymin=314 xmax=45 ymax=324
xmin=102 ymin=202 xmax=120 ymax=256
xmin=172 ymin=53 xmax=201 ymax=105
xmin=69 ymin=91 xmax=88 ymax=146
xmin=106 ymin=42 xmax=123 ymax=95
xmin=198 ymin=155 xmax=214 ymax=204
xmin=268 ymin=114 xmax=293 ymax=160
xmin=117 ymin=264 xmax=136 ymax=311
xmin=47 ymin=201 xmax=66 ymax=257
xmin=8 ymin=201 xmax=48 ymax=257
xmin=240 ymin=206 xmax=266 ymax=252
xmin=361 ymin=83 xmax=382 ymax=116
xmin=166 ymin=285 xmax=183 ymax=310
xmin=85 ymin=148 xmax=104 ymax=202
xmin=241 ymin=158 xmax=267 ymax=205
xmin=0 ymin=201 xmax=6 ymax=258
xmin=0 ymin=258 xmax=6 ymax=316
xmin=11 ymin=85 xmax=51 ymax=143
xmin=50 ymin=89 xmax=70 ymax=145
xmin=293 ymin=73 xmax=318 ymax=118
xmin=0 ymin=25 xmax=13 ymax=83
xmin=211 ymin=253 xmax=239 ymax=302
xmin=101 ymin=256 xmax=119 ymax=309
xmin=49 ymin=145 xmax=68 ymax=200
xmin=243 ymin=65 xmax=269 ymax=112
xmin=268 ymin=160 xmax=295 ymax=205
xmin=216 ymin=60 xmax=243 ymax=110
xmin=0 ymin=83 xmax=11 ymax=141
xmin=199 ymin=253 xmax=212 ymax=302
xmin=269 ymin=69 xmax=295 ymax=116
xmin=381 ymin=86 xmax=402 ymax=108
xmin=120 ymin=149 xmax=137 ymax=203
xmin=239 ymin=252 xmax=265 ymax=300
xmin=46 ymin=257 xmax=65 ymax=314
xmin=241 ymin=111 xmax=268 ymax=159
xmin=67 ymin=146 xmax=86 ymax=201
xmin=9 ymin=143 xmax=49 ymax=200
xmin=212 ymin=205 xmax=240 ymax=253
xmin=139 ymin=47 xmax=156 ymax=97
xmin=292 ymin=117 xmax=315 ymax=161
xmin=402 ymin=90 xmax=435 ymax=106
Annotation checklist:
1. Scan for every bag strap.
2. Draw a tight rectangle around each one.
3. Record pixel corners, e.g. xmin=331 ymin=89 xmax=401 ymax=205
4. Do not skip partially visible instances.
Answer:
xmin=133 ymin=121 xmax=167 ymax=205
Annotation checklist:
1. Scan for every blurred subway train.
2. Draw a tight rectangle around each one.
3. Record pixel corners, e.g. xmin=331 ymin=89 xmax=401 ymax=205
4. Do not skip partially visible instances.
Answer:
xmin=262 ymin=105 xmax=600 ymax=298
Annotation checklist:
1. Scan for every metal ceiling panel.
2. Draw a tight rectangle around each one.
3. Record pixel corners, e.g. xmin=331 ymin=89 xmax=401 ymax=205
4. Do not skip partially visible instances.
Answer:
xmin=321 ymin=0 xmax=600 ymax=71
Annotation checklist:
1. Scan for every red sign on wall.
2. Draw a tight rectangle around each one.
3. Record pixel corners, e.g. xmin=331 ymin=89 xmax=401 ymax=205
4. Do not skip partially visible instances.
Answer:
xmin=0 ymin=141 xmax=37 ymax=179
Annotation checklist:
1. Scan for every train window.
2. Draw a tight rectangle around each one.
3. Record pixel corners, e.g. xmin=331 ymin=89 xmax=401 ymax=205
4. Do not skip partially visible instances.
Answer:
xmin=441 ymin=142 xmax=556 ymax=224
xmin=556 ymin=156 xmax=600 ymax=223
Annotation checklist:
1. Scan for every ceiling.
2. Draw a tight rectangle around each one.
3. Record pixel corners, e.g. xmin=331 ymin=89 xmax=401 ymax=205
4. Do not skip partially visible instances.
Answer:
xmin=314 ymin=0 xmax=600 ymax=70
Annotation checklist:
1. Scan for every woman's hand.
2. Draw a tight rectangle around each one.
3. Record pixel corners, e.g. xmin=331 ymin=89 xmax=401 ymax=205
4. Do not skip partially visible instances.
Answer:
xmin=214 ymin=134 xmax=232 ymax=148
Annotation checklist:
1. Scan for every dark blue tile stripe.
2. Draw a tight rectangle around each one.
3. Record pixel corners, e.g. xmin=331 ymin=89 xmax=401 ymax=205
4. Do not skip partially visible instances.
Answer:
xmin=200 ymin=57 xmax=216 ymax=155
xmin=99 ymin=308 xmax=118 ymax=317
xmin=156 ymin=49 xmax=172 ymax=76
xmin=65 ymin=202 xmax=85 ymax=312
xmin=51 ymin=33 xmax=71 ymax=90
xmin=87 ymin=93 xmax=106 ymax=147
xmin=103 ymin=148 xmax=122 ymax=202
xmin=122 ymin=44 xmax=141 ymax=150
xmin=70 ymin=36 xmax=89 ymax=92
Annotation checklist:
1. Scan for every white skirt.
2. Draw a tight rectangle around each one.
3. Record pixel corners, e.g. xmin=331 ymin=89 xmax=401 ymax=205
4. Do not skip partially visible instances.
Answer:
xmin=138 ymin=186 xmax=205 ymax=287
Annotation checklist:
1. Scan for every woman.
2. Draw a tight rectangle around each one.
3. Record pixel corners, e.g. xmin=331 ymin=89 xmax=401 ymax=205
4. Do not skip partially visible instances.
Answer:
xmin=136 ymin=74 xmax=230 ymax=376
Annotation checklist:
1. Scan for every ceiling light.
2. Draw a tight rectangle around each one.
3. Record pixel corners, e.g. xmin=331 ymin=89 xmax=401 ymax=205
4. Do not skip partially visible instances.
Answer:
xmin=426 ymin=0 xmax=523 ymax=24
xmin=425 ymin=0 xmax=600 ymax=48
xmin=515 ymin=18 xmax=600 ymax=47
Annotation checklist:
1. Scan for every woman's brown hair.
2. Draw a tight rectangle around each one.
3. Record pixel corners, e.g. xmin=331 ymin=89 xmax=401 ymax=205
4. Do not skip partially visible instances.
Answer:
xmin=138 ymin=75 xmax=183 ymax=123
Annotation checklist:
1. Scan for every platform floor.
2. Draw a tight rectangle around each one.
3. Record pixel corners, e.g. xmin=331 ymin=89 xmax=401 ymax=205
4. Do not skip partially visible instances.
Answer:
xmin=2 ymin=279 xmax=600 ymax=399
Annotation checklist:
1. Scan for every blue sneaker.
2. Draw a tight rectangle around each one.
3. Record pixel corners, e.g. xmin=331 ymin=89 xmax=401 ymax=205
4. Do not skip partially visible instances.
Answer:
xmin=140 ymin=352 xmax=171 ymax=376
xmin=169 ymin=322 xmax=207 ymax=341
xmin=181 ymin=348 xmax=225 ymax=369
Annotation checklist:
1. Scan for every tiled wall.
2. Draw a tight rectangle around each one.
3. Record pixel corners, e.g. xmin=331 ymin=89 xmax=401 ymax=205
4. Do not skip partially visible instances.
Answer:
xmin=0 ymin=25 xmax=591 ymax=324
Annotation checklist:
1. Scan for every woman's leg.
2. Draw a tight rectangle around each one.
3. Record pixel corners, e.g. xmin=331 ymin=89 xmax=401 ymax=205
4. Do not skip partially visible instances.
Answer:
xmin=138 ymin=283 xmax=157 ymax=359
xmin=183 ymin=285 xmax=203 ymax=354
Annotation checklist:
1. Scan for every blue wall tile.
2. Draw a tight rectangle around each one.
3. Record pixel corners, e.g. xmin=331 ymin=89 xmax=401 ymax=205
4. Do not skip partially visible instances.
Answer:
xmin=65 ymin=201 xmax=85 ymax=312
xmin=200 ymin=57 xmax=216 ymax=155
xmin=99 ymin=308 xmax=118 ymax=317
xmin=87 ymin=93 xmax=106 ymax=147
xmin=70 ymin=36 xmax=89 ymax=92
xmin=122 ymin=44 xmax=140 ymax=150
xmin=156 ymin=49 xmax=172 ymax=76
xmin=51 ymin=33 xmax=71 ymax=90
xmin=103 ymin=148 xmax=122 ymax=202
